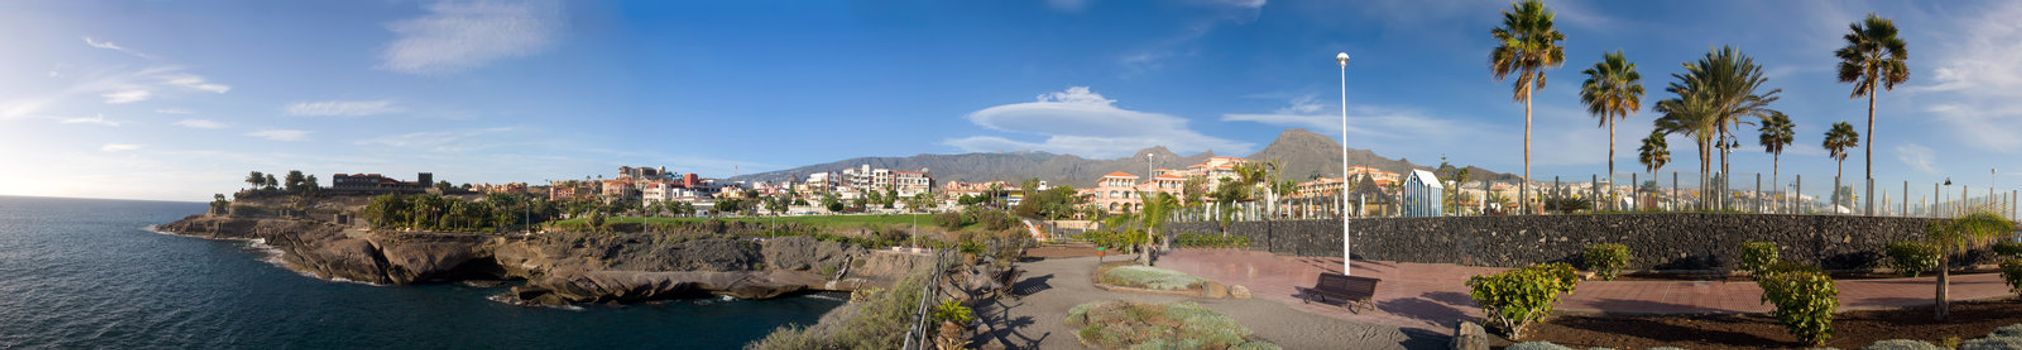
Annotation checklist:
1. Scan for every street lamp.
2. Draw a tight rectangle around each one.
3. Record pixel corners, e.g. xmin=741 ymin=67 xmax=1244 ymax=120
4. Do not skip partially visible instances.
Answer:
xmin=1337 ymin=51 xmax=1353 ymax=276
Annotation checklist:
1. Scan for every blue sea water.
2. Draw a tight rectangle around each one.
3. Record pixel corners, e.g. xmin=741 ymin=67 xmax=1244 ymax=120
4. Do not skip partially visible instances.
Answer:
xmin=0 ymin=196 xmax=842 ymax=349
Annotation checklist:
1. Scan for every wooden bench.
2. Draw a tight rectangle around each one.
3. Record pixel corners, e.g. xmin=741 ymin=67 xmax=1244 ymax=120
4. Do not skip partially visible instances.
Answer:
xmin=1297 ymin=272 xmax=1379 ymax=313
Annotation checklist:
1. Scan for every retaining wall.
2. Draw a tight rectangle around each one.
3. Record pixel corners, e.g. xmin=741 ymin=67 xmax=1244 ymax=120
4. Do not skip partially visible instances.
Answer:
xmin=1167 ymin=214 xmax=1955 ymax=272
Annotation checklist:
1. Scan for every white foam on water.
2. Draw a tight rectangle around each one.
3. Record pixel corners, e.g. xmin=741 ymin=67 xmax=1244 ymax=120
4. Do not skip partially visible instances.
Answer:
xmin=803 ymin=294 xmax=846 ymax=302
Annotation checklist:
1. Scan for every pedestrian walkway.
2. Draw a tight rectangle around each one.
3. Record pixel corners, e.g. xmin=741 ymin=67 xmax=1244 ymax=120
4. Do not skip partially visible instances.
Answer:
xmin=1158 ymin=249 xmax=2016 ymax=332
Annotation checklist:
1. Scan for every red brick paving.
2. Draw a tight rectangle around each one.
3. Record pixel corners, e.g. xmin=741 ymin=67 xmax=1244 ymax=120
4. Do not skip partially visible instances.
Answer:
xmin=1158 ymin=248 xmax=2015 ymax=332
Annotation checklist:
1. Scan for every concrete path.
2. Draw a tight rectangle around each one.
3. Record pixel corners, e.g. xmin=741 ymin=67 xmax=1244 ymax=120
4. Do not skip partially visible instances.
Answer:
xmin=970 ymin=256 xmax=1445 ymax=350
xmin=1158 ymin=249 xmax=2017 ymax=332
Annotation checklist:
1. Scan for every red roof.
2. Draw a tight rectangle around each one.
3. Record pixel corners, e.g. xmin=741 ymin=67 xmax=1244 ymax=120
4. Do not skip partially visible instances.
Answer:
xmin=1102 ymin=171 xmax=1138 ymax=178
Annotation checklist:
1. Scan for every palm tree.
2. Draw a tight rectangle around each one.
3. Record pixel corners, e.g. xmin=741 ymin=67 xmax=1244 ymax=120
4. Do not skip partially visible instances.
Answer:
xmin=1638 ymin=131 xmax=1669 ymax=209
xmin=1824 ymin=121 xmax=1860 ymax=208
xmin=1928 ymin=212 xmax=2014 ymax=320
xmin=1758 ymin=111 xmax=1795 ymax=210
xmin=1655 ymin=90 xmax=1716 ymax=210
xmin=1490 ymin=0 xmax=1565 ymax=214
xmin=1140 ymin=192 xmax=1178 ymax=266
xmin=1655 ymin=46 xmax=1781 ymax=210
xmin=1835 ymin=13 xmax=1909 ymax=215
xmin=1580 ymin=50 xmax=1644 ymax=209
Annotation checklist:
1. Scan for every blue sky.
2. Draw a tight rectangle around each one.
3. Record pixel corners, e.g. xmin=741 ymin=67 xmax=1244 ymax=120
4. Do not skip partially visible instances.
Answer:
xmin=2 ymin=0 xmax=2019 ymax=202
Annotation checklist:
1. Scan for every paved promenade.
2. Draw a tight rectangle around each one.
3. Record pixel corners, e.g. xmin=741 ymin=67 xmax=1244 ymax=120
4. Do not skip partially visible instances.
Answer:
xmin=1157 ymin=249 xmax=2015 ymax=332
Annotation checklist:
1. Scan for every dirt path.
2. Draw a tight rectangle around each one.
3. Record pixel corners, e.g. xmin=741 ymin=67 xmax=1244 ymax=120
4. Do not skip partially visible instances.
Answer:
xmin=971 ymin=256 xmax=1446 ymax=350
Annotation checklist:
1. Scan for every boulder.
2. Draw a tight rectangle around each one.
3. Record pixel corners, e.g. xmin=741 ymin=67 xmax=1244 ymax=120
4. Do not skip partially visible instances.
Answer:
xmin=1203 ymin=281 xmax=1229 ymax=299
xmin=1451 ymin=321 xmax=1488 ymax=350
xmin=1230 ymin=285 xmax=1253 ymax=299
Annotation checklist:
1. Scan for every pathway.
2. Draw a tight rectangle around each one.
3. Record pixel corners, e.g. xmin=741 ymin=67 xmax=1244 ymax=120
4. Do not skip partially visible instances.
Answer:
xmin=1158 ymin=249 xmax=2017 ymax=333
xmin=970 ymin=256 xmax=1445 ymax=350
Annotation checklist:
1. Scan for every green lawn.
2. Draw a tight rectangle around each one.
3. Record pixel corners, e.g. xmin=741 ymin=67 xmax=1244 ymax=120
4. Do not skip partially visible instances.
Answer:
xmin=550 ymin=214 xmax=937 ymax=229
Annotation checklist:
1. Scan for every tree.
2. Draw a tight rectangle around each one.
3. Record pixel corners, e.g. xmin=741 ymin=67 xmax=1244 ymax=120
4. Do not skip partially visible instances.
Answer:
xmin=822 ymin=192 xmax=844 ymax=213
xmin=303 ymin=175 xmax=320 ymax=197
xmin=245 ymin=171 xmax=266 ymax=190
xmin=1928 ymin=212 xmax=2014 ymax=320
xmin=1823 ymin=121 xmax=1860 ymax=208
xmin=1758 ymin=111 xmax=1795 ymax=207
xmin=1638 ymin=131 xmax=1669 ymax=208
xmin=1579 ymin=50 xmax=1645 ymax=208
xmin=1835 ymin=13 xmax=1909 ymax=215
xmin=1490 ymin=0 xmax=1565 ymax=214
xmin=1656 ymin=47 xmax=1781 ymax=210
xmin=1139 ymin=192 xmax=1178 ymax=266
xmin=209 ymin=194 xmax=231 ymax=216
xmin=263 ymin=174 xmax=279 ymax=191
xmin=283 ymin=170 xmax=307 ymax=193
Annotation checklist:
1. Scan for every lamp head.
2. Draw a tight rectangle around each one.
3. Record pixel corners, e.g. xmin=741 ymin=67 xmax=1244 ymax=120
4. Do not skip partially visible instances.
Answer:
xmin=1335 ymin=52 xmax=1350 ymax=66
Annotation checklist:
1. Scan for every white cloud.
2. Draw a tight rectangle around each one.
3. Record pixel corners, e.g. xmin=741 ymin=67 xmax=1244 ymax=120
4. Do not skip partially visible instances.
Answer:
xmin=1896 ymin=144 xmax=1939 ymax=175
xmin=945 ymin=86 xmax=1250 ymax=158
xmin=161 ymin=74 xmax=230 ymax=93
xmin=380 ymin=0 xmax=565 ymax=75
xmin=154 ymin=108 xmax=194 ymax=115
xmin=82 ymin=36 xmax=154 ymax=59
xmin=1116 ymin=0 xmax=1265 ymax=74
xmin=99 ymin=144 xmax=141 ymax=152
xmin=1222 ymin=95 xmax=1474 ymax=143
xmin=101 ymin=89 xmax=151 ymax=104
xmin=286 ymin=100 xmax=403 ymax=117
xmin=59 ymin=114 xmax=121 ymax=127
xmin=357 ymin=127 xmax=516 ymax=152
xmin=1915 ymin=2 xmax=2022 ymax=153
xmin=174 ymin=119 xmax=226 ymax=129
xmin=246 ymin=129 xmax=309 ymax=141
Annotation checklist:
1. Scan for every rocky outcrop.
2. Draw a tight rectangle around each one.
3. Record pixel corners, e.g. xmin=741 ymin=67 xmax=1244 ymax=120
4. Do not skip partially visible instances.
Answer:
xmin=156 ymin=214 xmax=929 ymax=306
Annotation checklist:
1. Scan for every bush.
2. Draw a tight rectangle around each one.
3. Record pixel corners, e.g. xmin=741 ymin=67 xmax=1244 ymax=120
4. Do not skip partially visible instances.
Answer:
xmin=1505 ymin=342 xmax=1575 ymax=350
xmin=1581 ymin=243 xmax=1631 ymax=281
xmin=1064 ymin=301 xmax=1275 ymax=350
xmin=934 ymin=212 xmax=968 ymax=231
xmin=932 ymin=300 xmax=973 ymax=324
xmin=1101 ymin=266 xmax=1205 ymax=291
xmin=1757 ymin=266 xmax=1838 ymax=346
xmin=1466 ymin=263 xmax=1580 ymax=339
xmin=1996 ymin=242 xmax=2022 ymax=258
xmin=1174 ymin=232 xmax=1249 ymax=248
xmin=747 ymin=264 xmax=931 ymax=350
xmin=1961 ymin=336 xmax=2022 ymax=350
xmin=1740 ymin=241 xmax=1780 ymax=276
xmin=2002 ymin=259 xmax=2022 ymax=294
xmin=1885 ymin=241 xmax=1940 ymax=277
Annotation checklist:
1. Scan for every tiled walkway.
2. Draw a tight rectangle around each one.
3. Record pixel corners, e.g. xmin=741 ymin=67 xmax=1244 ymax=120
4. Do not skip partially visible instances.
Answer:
xmin=1158 ymin=249 xmax=2015 ymax=332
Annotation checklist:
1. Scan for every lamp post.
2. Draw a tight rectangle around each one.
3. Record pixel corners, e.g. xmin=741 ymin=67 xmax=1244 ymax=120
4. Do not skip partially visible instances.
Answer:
xmin=1337 ymin=51 xmax=1353 ymax=276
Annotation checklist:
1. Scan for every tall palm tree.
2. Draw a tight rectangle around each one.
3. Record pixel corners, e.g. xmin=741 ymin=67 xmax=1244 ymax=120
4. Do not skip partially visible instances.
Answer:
xmin=1758 ymin=111 xmax=1795 ymax=208
xmin=1824 ymin=121 xmax=1861 ymax=208
xmin=1639 ymin=131 xmax=1670 ymax=209
xmin=1655 ymin=46 xmax=1781 ymax=210
xmin=1835 ymin=13 xmax=1909 ymax=215
xmin=1580 ymin=50 xmax=1644 ymax=209
xmin=1490 ymin=0 xmax=1565 ymax=214
xmin=1655 ymin=88 xmax=1717 ymax=210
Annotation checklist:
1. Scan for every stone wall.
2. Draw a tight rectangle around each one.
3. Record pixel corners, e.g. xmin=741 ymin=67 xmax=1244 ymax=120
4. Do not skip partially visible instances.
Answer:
xmin=1168 ymin=214 xmax=1952 ymax=272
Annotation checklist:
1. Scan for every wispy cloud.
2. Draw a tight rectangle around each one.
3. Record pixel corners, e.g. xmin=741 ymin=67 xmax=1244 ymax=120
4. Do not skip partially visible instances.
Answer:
xmin=101 ymin=89 xmax=151 ymax=104
xmin=286 ymin=100 xmax=403 ymax=117
xmin=99 ymin=144 xmax=142 ymax=152
xmin=380 ymin=0 xmax=565 ymax=75
xmin=945 ymin=86 xmax=1250 ymax=158
xmin=154 ymin=108 xmax=194 ymax=115
xmin=246 ymin=129 xmax=309 ymax=141
xmin=1116 ymin=0 xmax=1266 ymax=74
xmin=357 ymin=127 xmax=516 ymax=152
xmin=82 ymin=36 xmax=155 ymax=59
xmin=161 ymin=74 xmax=230 ymax=93
xmin=174 ymin=119 xmax=226 ymax=129
xmin=1914 ymin=1 xmax=2022 ymax=153
xmin=1896 ymin=144 xmax=1939 ymax=175
xmin=59 ymin=114 xmax=121 ymax=127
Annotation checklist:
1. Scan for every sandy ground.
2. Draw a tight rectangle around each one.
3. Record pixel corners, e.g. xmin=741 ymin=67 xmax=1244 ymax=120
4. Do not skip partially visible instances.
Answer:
xmin=970 ymin=256 xmax=1447 ymax=349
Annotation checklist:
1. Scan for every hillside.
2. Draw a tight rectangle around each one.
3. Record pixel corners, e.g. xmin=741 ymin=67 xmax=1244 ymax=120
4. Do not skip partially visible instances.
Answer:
xmin=728 ymin=128 xmax=1514 ymax=186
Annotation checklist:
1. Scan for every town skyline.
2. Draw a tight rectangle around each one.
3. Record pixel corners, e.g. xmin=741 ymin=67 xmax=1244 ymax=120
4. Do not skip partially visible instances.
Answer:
xmin=3 ymin=0 xmax=2022 ymax=201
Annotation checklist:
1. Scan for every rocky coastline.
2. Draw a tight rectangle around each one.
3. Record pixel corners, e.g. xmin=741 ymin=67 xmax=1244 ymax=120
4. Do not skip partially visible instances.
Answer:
xmin=155 ymin=212 xmax=930 ymax=306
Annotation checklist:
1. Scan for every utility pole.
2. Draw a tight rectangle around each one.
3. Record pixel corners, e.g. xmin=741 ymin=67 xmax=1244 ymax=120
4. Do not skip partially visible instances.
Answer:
xmin=1337 ymin=51 xmax=1353 ymax=276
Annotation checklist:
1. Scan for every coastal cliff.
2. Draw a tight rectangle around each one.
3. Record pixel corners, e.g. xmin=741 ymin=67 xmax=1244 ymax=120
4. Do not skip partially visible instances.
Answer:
xmin=156 ymin=214 xmax=929 ymax=305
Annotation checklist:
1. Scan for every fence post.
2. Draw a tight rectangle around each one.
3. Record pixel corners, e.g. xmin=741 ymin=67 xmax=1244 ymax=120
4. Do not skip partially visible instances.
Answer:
xmin=1631 ymin=173 xmax=1639 ymax=211
xmin=1795 ymin=175 xmax=1802 ymax=215
xmin=1754 ymin=173 xmax=1762 ymax=214
xmin=1672 ymin=171 xmax=1680 ymax=212
xmin=1903 ymin=181 xmax=1910 ymax=217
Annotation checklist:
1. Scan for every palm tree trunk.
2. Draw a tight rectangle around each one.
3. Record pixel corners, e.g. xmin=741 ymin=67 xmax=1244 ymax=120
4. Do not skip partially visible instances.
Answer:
xmin=1937 ymin=255 xmax=1951 ymax=320
xmin=1866 ymin=93 xmax=1877 ymax=216
xmin=1607 ymin=118 xmax=1616 ymax=211
xmin=1772 ymin=153 xmax=1781 ymax=213
xmin=1523 ymin=89 xmax=1533 ymax=215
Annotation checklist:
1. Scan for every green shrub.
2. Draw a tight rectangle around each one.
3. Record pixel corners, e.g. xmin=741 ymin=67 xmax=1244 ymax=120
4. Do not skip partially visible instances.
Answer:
xmin=1174 ymin=232 xmax=1250 ymax=248
xmin=1996 ymin=242 xmax=2022 ymax=258
xmin=1505 ymin=342 xmax=1575 ymax=350
xmin=1961 ymin=336 xmax=2022 ymax=350
xmin=1064 ymin=301 xmax=1274 ymax=350
xmin=747 ymin=264 xmax=931 ymax=350
xmin=1885 ymin=241 xmax=1940 ymax=277
xmin=934 ymin=212 xmax=968 ymax=230
xmin=1581 ymin=243 xmax=1631 ymax=281
xmin=1740 ymin=241 xmax=1780 ymax=276
xmin=932 ymin=300 xmax=974 ymax=324
xmin=2002 ymin=259 xmax=2022 ymax=294
xmin=1466 ymin=263 xmax=1580 ymax=339
xmin=1757 ymin=266 xmax=1838 ymax=346
xmin=1991 ymin=323 xmax=2022 ymax=338
xmin=1101 ymin=266 xmax=1205 ymax=291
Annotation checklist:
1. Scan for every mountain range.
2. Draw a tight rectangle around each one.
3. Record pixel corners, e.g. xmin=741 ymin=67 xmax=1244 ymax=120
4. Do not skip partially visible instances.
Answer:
xmin=727 ymin=128 xmax=1517 ymax=186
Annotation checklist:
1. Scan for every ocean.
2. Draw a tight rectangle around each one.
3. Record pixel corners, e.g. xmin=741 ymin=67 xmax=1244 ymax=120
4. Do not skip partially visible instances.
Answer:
xmin=0 ymin=196 xmax=842 ymax=349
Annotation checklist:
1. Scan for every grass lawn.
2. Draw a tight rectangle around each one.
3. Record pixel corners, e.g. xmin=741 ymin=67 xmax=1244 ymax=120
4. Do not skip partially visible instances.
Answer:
xmin=550 ymin=214 xmax=937 ymax=229
xmin=1066 ymin=301 xmax=1278 ymax=350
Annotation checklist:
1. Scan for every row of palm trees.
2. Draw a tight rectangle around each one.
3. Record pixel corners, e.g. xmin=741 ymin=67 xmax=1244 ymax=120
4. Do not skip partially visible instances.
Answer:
xmin=1494 ymin=0 xmax=1909 ymax=213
